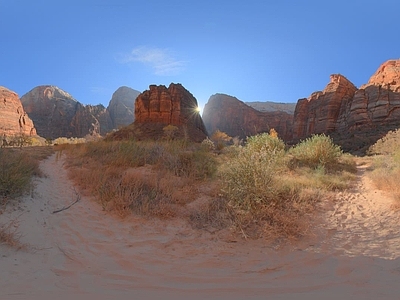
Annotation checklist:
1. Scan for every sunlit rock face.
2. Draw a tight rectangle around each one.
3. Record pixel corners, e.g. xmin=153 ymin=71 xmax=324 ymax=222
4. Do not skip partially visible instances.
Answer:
xmin=293 ymin=59 xmax=400 ymax=153
xmin=292 ymin=74 xmax=357 ymax=140
xmin=202 ymin=93 xmax=293 ymax=140
xmin=0 ymin=86 xmax=36 ymax=137
xmin=21 ymin=85 xmax=112 ymax=139
xmin=111 ymin=83 xmax=207 ymax=142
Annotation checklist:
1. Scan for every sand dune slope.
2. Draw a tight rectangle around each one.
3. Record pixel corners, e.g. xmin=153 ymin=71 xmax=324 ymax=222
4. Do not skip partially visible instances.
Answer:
xmin=1 ymin=154 xmax=400 ymax=300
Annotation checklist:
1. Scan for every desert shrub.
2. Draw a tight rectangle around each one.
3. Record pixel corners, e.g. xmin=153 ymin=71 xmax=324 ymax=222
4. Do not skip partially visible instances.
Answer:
xmin=163 ymin=125 xmax=179 ymax=140
xmin=289 ymin=134 xmax=342 ymax=168
xmin=211 ymin=130 xmax=232 ymax=150
xmin=367 ymin=129 xmax=400 ymax=155
xmin=219 ymin=132 xmax=354 ymax=239
xmin=0 ymin=219 xmax=25 ymax=249
xmin=0 ymin=149 xmax=41 ymax=203
xmin=245 ymin=132 xmax=285 ymax=153
xmin=201 ymin=137 xmax=215 ymax=151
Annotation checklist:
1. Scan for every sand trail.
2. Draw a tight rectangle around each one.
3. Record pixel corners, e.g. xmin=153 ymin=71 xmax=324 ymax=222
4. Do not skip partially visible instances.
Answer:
xmin=1 ymin=154 xmax=400 ymax=299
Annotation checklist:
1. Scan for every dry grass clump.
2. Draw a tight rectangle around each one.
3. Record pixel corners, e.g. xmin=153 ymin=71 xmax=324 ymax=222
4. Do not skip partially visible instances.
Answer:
xmin=62 ymin=134 xmax=356 ymax=241
xmin=62 ymin=139 xmax=217 ymax=217
xmin=0 ymin=219 xmax=25 ymax=249
xmin=367 ymin=129 xmax=400 ymax=155
xmin=0 ymin=147 xmax=53 ymax=205
xmin=219 ymin=133 xmax=356 ymax=240
xmin=366 ymin=130 xmax=400 ymax=202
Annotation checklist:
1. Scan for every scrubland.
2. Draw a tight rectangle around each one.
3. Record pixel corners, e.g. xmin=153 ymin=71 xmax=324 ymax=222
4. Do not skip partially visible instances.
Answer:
xmin=54 ymin=132 xmax=357 ymax=240
xmin=7 ymin=128 xmax=400 ymax=246
xmin=0 ymin=146 xmax=53 ymax=247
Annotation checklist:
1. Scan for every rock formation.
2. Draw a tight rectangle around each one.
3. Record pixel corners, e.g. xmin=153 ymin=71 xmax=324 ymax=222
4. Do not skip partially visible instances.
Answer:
xmin=107 ymin=86 xmax=140 ymax=129
xmin=0 ymin=86 xmax=36 ymax=137
xmin=109 ymin=83 xmax=208 ymax=142
xmin=202 ymin=94 xmax=293 ymax=140
xmin=293 ymin=59 xmax=400 ymax=153
xmin=21 ymin=85 xmax=141 ymax=139
xmin=245 ymin=101 xmax=296 ymax=114
xmin=292 ymin=74 xmax=357 ymax=140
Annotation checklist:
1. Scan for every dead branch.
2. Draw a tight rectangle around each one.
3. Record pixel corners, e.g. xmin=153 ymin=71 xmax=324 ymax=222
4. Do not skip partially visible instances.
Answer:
xmin=52 ymin=188 xmax=81 ymax=214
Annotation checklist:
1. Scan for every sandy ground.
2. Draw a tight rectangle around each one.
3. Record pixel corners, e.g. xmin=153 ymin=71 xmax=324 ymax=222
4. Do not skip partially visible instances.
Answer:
xmin=1 ymin=154 xmax=400 ymax=300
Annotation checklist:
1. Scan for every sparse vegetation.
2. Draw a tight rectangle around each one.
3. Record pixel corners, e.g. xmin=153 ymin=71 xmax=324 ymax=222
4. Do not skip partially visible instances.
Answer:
xmin=0 ymin=219 xmax=25 ymax=249
xmin=367 ymin=130 xmax=400 ymax=202
xmin=289 ymin=134 xmax=342 ymax=169
xmin=59 ymin=132 xmax=356 ymax=241
xmin=0 ymin=147 xmax=54 ymax=205
xmin=219 ymin=133 xmax=356 ymax=239
xmin=61 ymin=139 xmax=217 ymax=217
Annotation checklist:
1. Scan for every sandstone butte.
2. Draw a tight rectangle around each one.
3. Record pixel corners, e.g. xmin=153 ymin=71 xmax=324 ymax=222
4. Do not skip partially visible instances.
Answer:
xmin=109 ymin=83 xmax=208 ymax=142
xmin=0 ymin=86 xmax=36 ymax=138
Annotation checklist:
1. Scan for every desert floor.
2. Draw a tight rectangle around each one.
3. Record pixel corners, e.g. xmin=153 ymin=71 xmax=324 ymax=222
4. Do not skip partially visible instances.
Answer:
xmin=1 ymin=154 xmax=400 ymax=300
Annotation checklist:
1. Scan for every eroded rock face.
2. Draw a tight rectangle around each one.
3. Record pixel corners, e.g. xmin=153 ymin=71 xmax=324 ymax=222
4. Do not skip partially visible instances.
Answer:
xmin=202 ymin=94 xmax=293 ymax=140
xmin=293 ymin=60 xmax=400 ymax=153
xmin=292 ymin=74 xmax=357 ymax=140
xmin=0 ymin=86 xmax=36 ymax=137
xmin=114 ymin=83 xmax=207 ymax=142
xmin=21 ymin=85 xmax=114 ymax=139
xmin=107 ymin=86 xmax=140 ymax=129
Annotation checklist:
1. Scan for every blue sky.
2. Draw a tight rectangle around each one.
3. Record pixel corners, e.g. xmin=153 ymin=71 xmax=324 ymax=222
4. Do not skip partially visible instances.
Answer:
xmin=1 ymin=0 xmax=400 ymax=111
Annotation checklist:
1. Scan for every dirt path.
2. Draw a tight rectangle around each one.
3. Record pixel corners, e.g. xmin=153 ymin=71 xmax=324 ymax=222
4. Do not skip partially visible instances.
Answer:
xmin=313 ymin=158 xmax=400 ymax=259
xmin=1 ymin=154 xmax=400 ymax=299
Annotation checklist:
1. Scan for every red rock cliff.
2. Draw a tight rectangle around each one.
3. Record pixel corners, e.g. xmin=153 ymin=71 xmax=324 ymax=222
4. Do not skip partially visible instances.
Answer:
xmin=202 ymin=94 xmax=293 ymax=140
xmin=0 ymin=86 xmax=36 ymax=137
xmin=292 ymin=74 xmax=357 ymax=140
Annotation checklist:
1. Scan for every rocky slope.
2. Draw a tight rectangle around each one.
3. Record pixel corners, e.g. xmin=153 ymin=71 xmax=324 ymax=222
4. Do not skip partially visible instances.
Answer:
xmin=109 ymin=83 xmax=208 ymax=142
xmin=0 ymin=86 xmax=36 ymax=137
xmin=21 ymin=85 xmax=139 ymax=139
xmin=202 ymin=94 xmax=293 ymax=140
xmin=245 ymin=101 xmax=296 ymax=114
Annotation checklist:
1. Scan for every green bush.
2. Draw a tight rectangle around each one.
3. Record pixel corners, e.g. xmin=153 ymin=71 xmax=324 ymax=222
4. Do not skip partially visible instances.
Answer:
xmin=220 ymin=133 xmax=287 ymax=210
xmin=246 ymin=132 xmax=286 ymax=154
xmin=289 ymin=134 xmax=342 ymax=168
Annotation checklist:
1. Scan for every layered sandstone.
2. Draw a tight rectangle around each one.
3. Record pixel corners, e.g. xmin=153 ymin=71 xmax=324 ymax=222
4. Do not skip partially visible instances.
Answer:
xmin=292 ymin=74 xmax=357 ymax=140
xmin=202 ymin=94 xmax=293 ymax=140
xmin=0 ymin=86 xmax=36 ymax=137
xmin=110 ymin=83 xmax=207 ymax=142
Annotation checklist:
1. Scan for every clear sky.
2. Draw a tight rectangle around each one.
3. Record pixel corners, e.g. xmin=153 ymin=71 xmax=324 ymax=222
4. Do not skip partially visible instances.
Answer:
xmin=1 ymin=0 xmax=400 ymax=111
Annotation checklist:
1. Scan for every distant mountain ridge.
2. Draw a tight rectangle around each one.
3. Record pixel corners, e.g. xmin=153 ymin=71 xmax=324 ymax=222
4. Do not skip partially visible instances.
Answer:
xmin=20 ymin=85 xmax=140 ymax=139
xmin=245 ymin=101 xmax=296 ymax=114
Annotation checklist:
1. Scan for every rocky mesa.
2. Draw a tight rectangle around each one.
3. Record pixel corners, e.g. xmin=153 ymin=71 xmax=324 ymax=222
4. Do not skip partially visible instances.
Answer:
xmin=0 ymin=86 xmax=36 ymax=137
xmin=109 ymin=83 xmax=208 ymax=142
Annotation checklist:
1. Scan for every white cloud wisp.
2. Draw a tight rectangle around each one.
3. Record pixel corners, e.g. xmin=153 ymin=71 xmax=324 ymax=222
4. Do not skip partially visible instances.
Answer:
xmin=124 ymin=46 xmax=187 ymax=76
